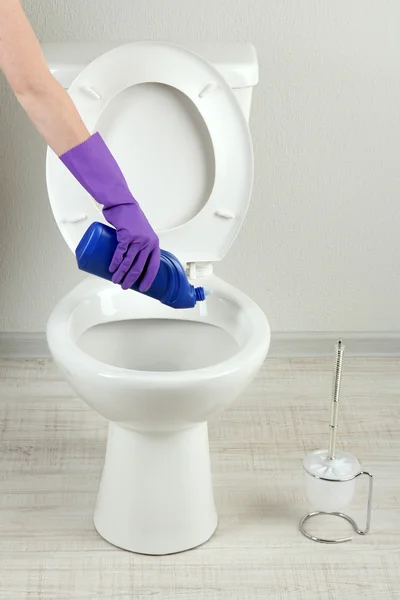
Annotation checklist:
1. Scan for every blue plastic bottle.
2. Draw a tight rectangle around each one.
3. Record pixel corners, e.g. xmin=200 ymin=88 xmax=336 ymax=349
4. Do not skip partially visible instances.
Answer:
xmin=75 ymin=222 xmax=205 ymax=309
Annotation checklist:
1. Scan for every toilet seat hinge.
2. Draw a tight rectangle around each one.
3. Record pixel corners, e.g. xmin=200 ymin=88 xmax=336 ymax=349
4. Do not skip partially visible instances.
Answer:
xmin=186 ymin=262 xmax=213 ymax=280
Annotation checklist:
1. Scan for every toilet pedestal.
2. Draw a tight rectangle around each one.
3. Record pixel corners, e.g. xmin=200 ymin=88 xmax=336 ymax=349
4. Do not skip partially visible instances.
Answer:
xmin=94 ymin=422 xmax=218 ymax=554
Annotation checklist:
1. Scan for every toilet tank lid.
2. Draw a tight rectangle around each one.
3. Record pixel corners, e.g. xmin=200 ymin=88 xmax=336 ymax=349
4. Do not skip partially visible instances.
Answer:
xmin=42 ymin=41 xmax=259 ymax=89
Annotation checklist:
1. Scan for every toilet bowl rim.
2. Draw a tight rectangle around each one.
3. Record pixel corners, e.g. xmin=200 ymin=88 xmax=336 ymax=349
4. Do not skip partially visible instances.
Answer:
xmin=47 ymin=276 xmax=271 ymax=382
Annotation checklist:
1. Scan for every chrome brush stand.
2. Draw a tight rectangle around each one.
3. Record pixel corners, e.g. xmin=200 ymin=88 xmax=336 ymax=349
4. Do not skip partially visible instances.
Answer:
xmin=300 ymin=340 xmax=374 ymax=544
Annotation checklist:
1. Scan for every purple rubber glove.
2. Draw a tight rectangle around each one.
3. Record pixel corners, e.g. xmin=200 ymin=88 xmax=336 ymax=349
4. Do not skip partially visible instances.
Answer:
xmin=60 ymin=133 xmax=160 ymax=292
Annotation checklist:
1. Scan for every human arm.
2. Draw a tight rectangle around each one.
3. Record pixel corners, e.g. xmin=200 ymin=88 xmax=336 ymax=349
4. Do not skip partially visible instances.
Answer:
xmin=0 ymin=0 xmax=89 ymax=155
xmin=0 ymin=0 xmax=160 ymax=290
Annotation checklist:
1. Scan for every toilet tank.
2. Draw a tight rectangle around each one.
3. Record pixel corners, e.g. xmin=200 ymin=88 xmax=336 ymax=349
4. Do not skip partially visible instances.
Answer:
xmin=42 ymin=42 xmax=259 ymax=121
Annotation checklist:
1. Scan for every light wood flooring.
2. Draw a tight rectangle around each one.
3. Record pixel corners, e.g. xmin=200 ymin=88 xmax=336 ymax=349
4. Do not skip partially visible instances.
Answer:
xmin=0 ymin=358 xmax=399 ymax=599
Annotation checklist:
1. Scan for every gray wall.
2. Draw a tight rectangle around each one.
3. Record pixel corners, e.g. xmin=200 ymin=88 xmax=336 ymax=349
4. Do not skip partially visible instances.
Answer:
xmin=1 ymin=0 xmax=399 ymax=332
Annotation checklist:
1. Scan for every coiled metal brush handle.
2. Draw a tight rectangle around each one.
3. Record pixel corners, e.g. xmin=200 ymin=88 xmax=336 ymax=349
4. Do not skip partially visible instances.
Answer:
xmin=328 ymin=339 xmax=345 ymax=460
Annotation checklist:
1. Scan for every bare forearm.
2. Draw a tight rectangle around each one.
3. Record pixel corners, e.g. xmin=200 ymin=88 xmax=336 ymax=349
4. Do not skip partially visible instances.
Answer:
xmin=15 ymin=73 xmax=90 ymax=155
xmin=0 ymin=0 xmax=89 ymax=155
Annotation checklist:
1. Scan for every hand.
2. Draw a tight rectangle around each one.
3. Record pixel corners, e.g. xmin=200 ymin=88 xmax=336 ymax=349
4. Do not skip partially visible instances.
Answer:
xmin=104 ymin=202 xmax=160 ymax=292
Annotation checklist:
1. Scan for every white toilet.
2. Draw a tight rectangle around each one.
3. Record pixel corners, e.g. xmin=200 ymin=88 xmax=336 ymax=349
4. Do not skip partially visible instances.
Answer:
xmin=44 ymin=41 xmax=270 ymax=555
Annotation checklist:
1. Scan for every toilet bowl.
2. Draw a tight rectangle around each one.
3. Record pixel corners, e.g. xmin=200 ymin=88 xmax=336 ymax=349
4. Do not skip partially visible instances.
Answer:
xmin=45 ymin=41 xmax=270 ymax=554
xmin=47 ymin=274 xmax=269 ymax=553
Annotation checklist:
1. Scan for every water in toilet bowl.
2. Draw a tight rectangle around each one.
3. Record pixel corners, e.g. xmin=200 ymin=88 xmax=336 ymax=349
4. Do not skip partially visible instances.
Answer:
xmin=77 ymin=319 xmax=239 ymax=371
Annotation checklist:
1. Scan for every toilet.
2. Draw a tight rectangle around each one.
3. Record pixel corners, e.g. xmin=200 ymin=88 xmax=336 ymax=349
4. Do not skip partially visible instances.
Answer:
xmin=45 ymin=41 xmax=271 ymax=555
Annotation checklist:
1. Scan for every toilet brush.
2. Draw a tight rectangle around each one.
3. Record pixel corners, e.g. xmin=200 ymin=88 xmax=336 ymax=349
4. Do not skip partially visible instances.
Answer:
xmin=300 ymin=339 xmax=374 ymax=543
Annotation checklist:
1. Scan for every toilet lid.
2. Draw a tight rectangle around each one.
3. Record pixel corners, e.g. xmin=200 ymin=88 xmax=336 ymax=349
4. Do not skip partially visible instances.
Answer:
xmin=46 ymin=41 xmax=254 ymax=263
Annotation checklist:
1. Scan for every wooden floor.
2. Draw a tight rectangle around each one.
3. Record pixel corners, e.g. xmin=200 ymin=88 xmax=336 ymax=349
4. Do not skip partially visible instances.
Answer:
xmin=0 ymin=357 xmax=399 ymax=600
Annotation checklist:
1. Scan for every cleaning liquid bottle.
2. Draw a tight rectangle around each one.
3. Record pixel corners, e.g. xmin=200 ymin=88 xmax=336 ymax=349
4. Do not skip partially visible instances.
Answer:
xmin=75 ymin=222 xmax=206 ymax=309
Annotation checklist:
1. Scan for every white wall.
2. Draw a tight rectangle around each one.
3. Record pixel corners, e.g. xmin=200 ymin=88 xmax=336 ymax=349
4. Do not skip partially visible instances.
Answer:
xmin=0 ymin=0 xmax=399 ymax=332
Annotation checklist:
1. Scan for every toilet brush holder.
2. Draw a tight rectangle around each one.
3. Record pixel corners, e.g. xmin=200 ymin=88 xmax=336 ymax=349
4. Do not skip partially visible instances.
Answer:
xmin=299 ymin=340 xmax=374 ymax=544
xmin=300 ymin=450 xmax=373 ymax=544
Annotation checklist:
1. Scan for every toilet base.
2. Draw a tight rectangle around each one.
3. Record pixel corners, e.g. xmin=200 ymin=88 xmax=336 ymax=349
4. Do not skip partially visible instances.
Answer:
xmin=93 ymin=422 xmax=218 ymax=554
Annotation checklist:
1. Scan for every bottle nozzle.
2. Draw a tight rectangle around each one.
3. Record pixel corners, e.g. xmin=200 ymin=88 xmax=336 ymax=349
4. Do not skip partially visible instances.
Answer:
xmin=195 ymin=287 xmax=206 ymax=302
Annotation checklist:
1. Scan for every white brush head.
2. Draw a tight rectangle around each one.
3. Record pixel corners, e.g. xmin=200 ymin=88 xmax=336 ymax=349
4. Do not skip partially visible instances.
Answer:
xmin=303 ymin=450 xmax=361 ymax=512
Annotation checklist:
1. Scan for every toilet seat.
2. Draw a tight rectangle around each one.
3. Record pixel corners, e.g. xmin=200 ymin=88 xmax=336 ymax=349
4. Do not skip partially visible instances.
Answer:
xmin=46 ymin=41 xmax=254 ymax=264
